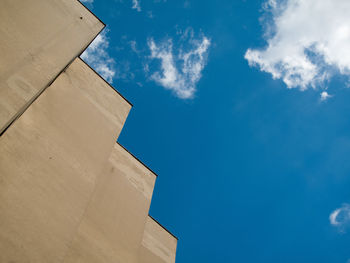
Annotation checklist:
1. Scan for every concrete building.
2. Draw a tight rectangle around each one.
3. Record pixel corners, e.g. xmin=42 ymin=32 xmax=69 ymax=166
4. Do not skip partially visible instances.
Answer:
xmin=0 ymin=0 xmax=177 ymax=262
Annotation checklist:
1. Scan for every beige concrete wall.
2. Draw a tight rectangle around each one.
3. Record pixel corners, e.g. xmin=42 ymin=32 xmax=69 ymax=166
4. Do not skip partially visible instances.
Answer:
xmin=63 ymin=143 xmax=157 ymax=263
xmin=0 ymin=58 xmax=131 ymax=263
xmin=0 ymin=0 xmax=104 ymax=134
xmin=139 ymin=216 xmax=178 ymax=263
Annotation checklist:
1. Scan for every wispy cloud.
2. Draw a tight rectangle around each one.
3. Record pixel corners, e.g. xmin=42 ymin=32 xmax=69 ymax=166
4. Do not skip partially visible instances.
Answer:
xmin=80 ymin=31 xmax=115 ymax=84
xmin=147 ymin=31 xmax=210 ymax=99
xmin=129 ymin=40 xmax=139 ymax=53
xmin=245 ymin=0 xmax=350 ymax=92
xmin=132 ymin=0 xmax=141 ymax=11
xmin=330 ymin=203 xmax=350 ymax=232
xmin=80 ymin=0 xmax=94 ymax=3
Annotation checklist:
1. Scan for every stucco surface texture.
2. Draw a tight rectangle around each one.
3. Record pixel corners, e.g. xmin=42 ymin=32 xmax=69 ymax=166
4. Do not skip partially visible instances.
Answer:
xmin=0 ymin=0 xmax=104 ymax=134
xmin=63 ymin=143 xmax=157 ymax=263
xmin=139 ymin=216 xmax=178 ymax=263
xmin=0 ymin=58 xmax=131 ymax=262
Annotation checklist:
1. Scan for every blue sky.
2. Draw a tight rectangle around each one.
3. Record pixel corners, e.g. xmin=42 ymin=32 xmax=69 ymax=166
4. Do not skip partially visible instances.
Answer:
xmin=81 ymin=0 xmax=350 ymax=262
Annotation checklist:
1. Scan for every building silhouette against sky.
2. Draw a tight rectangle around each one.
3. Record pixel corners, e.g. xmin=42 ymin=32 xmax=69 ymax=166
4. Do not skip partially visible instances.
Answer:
xmin=0 ymin=0 xmax=177 ymax=262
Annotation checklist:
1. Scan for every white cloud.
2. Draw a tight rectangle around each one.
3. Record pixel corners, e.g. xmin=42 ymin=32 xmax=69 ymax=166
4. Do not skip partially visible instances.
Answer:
xmin=330 ymin=203 xmax=350 ymax=231
xmin=245 ymin=0 xmax=350 ymax=91
xmin=147 ymin=33 xmax=210 ymax=99
xmin=81 ymin=31 xmax=115 ymax=84
xmin=132 ymin=0 xmax=141 ymax=12
xmin=80 ymin=0 xmax=94 ymax=3
xmin=320 ymin=91 xmax=332 ymax=101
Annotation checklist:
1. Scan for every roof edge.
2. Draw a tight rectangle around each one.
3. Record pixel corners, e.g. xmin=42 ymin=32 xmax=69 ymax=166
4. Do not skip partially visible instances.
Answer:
xmin=116 ymin=142 xmax=158 ymax=177
xmin=148 ymin=215 xmax=178 ymax=241
xmin=75 ymin=1 xmax=133 ymax=108
xmin=76 ymin=0 xmax=106 ymax=27
xmin=78 ymin=58 xmax=133 ymax=107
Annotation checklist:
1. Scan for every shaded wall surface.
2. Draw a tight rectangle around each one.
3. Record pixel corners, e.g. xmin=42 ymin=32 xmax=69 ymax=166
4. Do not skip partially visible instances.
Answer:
xmin=0 ymin=0 xmax=104 ymax=134
xmin=0 ymin=0 xmax=177 ymax=262
xmin=63 ymin=143 xmax=157 ymax=263
xmin=0 ymin=57 xmax=131 ymax=262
